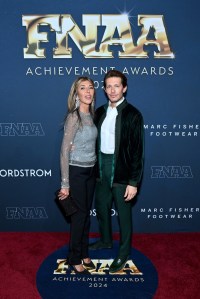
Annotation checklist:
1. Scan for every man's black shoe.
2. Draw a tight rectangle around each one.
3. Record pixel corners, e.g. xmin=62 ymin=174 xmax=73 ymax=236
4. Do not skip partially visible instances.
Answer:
xmin=109 ymin=256 xmax=130 ymax=273
xmin=89 ymin=240 xmax=112 ymax=250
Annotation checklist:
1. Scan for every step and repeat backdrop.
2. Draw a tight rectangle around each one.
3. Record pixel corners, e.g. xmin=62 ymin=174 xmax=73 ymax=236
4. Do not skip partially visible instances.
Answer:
xmin=0 ymin=0 xmax=199 ymax=233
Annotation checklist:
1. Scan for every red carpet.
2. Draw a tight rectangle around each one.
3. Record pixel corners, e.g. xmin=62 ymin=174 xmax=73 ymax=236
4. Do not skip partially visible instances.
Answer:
xmin=0 ymin=232 xmax=200 ymax=298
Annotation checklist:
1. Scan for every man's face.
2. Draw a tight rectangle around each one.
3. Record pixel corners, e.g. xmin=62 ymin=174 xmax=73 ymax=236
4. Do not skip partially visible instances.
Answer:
xmin=104 ymin=77 xmax=127 ymax=106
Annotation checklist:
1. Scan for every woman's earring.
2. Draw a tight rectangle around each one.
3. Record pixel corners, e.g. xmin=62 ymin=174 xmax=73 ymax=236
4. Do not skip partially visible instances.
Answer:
xmin=75 ymin=96 xmax=80 ymax=109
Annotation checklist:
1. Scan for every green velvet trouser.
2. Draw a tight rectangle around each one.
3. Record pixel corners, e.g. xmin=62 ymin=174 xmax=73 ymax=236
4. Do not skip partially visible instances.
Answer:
xmin=95 ymin=153 xmax=132 ymax=257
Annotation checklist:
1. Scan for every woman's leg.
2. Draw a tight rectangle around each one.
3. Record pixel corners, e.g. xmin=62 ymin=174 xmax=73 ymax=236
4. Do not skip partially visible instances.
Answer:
xmin=80 ymin=167 xmax=96 ymax=259
xmin=68 ymin=166 xmax=94 ymax=265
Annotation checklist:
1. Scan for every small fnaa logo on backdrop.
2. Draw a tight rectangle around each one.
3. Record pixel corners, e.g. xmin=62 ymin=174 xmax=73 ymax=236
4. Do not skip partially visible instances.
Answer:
xmin=6 ymin=207 xmax=48 ymax=219
xmin=0 ymin=123 xmax=45 ymax=136
xmin=151 ymin=166 xmax=193 ymax=179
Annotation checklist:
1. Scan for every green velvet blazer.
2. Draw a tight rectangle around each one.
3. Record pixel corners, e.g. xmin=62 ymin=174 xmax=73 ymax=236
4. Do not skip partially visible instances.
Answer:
xmin=95 ymin=99 xmax=144 ymax=187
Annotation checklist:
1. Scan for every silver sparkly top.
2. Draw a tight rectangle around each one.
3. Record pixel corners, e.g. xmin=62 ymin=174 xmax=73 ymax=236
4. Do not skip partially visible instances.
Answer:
xmin=60 ymin=111 xmax=97 ymax=188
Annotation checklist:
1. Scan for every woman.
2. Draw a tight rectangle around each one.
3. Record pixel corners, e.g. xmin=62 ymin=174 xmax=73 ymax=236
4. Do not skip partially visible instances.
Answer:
xmin=58 ymin=77 xmax=97 ymax=274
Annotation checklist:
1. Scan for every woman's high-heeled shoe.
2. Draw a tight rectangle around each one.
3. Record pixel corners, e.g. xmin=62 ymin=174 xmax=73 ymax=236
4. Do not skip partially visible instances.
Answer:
xmin=82 ymin=259 xmax=95 ymax=270
xmin=70 ymin=264 xmax=91 ymax=275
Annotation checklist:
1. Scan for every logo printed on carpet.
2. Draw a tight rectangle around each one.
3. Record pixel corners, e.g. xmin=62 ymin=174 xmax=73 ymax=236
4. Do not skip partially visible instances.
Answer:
xmin=36 ymin=240 xmax=158 ymax=299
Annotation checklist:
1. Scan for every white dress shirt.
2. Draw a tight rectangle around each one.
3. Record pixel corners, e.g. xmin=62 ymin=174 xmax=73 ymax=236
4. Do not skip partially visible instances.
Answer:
xmin=101 ymin=98 xmax=124 ymax=154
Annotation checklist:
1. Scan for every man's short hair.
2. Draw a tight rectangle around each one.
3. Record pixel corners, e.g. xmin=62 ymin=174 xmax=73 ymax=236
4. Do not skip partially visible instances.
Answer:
xmin=104 ymin=70 xmax=127 ymax=88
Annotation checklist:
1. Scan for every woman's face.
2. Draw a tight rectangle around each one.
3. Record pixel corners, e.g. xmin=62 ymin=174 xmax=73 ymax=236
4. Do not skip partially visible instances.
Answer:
xmin=77 ymin=80 xmax=94 ymax=107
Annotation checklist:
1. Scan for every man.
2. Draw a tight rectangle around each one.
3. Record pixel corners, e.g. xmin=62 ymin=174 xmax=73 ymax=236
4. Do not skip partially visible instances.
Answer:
xmin=89 ymin=70 xmax=144 ymax=273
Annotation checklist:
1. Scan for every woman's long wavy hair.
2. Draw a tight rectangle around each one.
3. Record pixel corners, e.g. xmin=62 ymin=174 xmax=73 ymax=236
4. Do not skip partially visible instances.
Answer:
xmin=67 ymin=77 xmax=96 ymax=124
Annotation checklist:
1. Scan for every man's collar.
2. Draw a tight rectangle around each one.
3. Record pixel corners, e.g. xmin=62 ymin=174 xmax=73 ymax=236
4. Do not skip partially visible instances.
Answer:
xmin=103 ymin=98 xmax=127 ymax=111
xmin=109 ymin=97 xmax=125 ymax=108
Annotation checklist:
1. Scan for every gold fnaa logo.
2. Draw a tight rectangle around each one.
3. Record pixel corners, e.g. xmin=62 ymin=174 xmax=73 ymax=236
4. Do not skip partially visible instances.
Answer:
xmin=22 ymin=14 xmax=174 ymax=59
xmin=53 ymin=259 xmax=143 ymax=275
